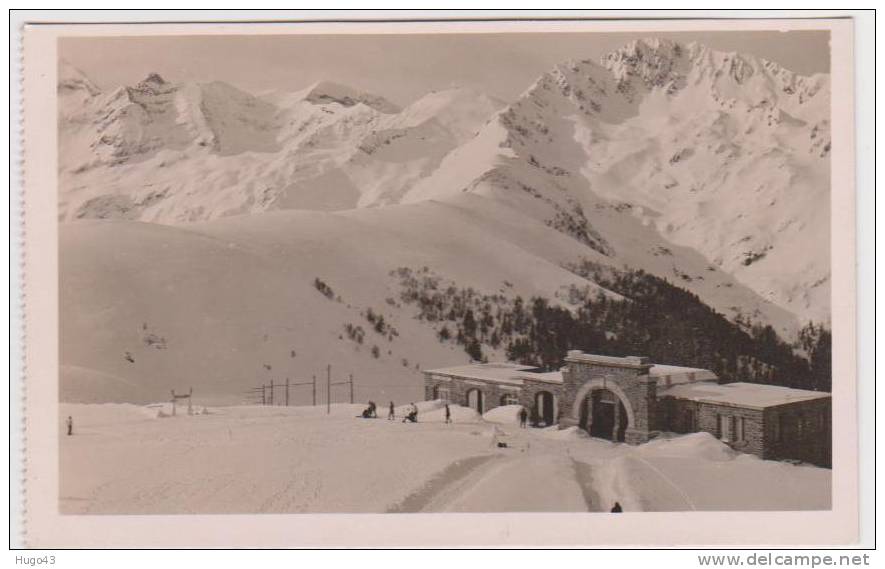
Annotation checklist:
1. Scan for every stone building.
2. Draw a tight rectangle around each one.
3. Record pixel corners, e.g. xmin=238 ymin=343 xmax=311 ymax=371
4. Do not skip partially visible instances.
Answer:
xmin=423 ymin=350 xmax=831 ymax=467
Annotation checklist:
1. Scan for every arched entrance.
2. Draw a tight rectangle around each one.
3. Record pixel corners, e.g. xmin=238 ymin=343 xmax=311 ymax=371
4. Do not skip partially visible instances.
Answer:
xmin=466 ymin=388 xmax=485 ymax=414
xmin=580 ymin=389 xmax=628 ymax=441
xmin=570 ymin=379 xmax=635 ymax=443
xmin=534 ymin=391 xmax=556 ymax=427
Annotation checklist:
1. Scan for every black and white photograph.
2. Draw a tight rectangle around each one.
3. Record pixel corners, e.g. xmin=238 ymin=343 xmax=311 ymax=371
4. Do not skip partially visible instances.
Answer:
xmin=14 ymin=13 xmax=868 ymax=549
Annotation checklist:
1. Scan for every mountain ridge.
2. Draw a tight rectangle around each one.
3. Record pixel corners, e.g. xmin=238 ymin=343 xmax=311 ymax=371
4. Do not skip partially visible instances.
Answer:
xmin=58 ymin=39 xmax=830 ymax=334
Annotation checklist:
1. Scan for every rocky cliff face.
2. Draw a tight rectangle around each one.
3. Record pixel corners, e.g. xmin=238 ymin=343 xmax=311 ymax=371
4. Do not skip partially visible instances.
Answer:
xmin=403 ymin=39 xmax=830 ymax=325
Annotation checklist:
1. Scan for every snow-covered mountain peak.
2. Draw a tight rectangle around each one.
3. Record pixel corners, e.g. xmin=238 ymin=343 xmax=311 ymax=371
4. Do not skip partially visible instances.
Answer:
xmin=58 ymin=60 xmax=101 ymax=98
xmin=403 ymin=39 xmax=831 ymax=327
xmin=601 ymin=37 xmax=688 ymax=92
xmin=58 ymin=40 xmax=830 ymax=330
xmin=394 ymin=86 xmax=505 ymax=141
xmin=135 ymin=72 xmax=168 ymax=88
xmin=295 ymin=80 xmax=400 ymax=114
xmin=595 ymin=38 xmax=827 ymax=115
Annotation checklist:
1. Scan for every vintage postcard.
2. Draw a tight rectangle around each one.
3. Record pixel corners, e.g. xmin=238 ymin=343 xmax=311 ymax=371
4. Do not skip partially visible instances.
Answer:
xmin=18 ymin=16 xmax=859 ymax=548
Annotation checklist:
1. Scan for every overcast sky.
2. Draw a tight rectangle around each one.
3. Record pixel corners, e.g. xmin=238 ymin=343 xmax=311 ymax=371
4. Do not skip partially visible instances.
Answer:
xmin=60 ymin=30 xmax=829 ymax=106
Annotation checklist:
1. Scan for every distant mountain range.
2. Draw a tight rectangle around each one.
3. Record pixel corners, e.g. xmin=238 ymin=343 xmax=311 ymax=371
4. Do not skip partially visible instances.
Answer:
xmin=58 ymin=39 xmax=830 ymax=403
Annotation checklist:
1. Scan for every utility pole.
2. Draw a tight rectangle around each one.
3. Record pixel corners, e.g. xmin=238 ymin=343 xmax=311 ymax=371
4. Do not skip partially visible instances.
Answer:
xmin=312 ymin=375 xmax=317 ymax=406
xmin=326 ymin=365 xmax=331 ymax=414
xmin=349 ymin=373 xmax=354 ymax=404
xmin=269 ymin=379 xmax=274 ymax=406
xmin=261 ymin=384 xmax=266 ymax=406
xmin=285 ymin=377 xmax=290 ymax=407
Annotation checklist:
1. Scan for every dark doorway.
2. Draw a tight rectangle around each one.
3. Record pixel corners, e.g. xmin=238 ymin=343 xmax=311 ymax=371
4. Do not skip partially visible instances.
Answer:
xmin=535 ymin=391 xmax=555 ymax=427
xmin=586 ymin=390 xmax=628 ymax=442
xmin=466 ymin=388 xmax=484 ymax=414
xmin=590 ymin=400 xmax=615 ymax=439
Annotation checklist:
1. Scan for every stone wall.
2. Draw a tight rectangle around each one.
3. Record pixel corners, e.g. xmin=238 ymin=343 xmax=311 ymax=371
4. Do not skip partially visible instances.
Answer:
xmin=762 ymin=398 xmax=832 ymax=467
xmin=423 ymin=372 xmax=562 ymax=418
xmin=656 ymin=396 xmax=699 ymax=433
xmin=696 ymin=402 xmax=765 ymax=458
xmin=659 ymin=394 xmax=831 ymax=467
xmin=519 ymin=379 xmax=561 ymax=426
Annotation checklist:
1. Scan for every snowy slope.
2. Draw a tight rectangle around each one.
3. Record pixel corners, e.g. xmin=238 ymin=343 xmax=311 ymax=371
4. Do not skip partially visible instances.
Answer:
xmin=60 ymin=193 xmax=797 ymax=405
xmin=60 ymin=198 xmax=599 ymax=405
xmin=403 ymin=39 xmax=830 ymax=324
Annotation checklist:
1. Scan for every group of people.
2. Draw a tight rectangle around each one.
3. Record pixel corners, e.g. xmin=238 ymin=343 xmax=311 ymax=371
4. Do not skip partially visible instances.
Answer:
xmin=365 ymin=400 xmax=547 ymax=428
xmin=361 ymin=401 xmax=455 ymax=424
xmin=364 ymin=401 xmax=420 ymax=422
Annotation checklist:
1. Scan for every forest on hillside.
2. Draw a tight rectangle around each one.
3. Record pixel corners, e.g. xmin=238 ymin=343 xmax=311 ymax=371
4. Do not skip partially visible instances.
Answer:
xmin=391 ymin=265 xmax=831 ymax=392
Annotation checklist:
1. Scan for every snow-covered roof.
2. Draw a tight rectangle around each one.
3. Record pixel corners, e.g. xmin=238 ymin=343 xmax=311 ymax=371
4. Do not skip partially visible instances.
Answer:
xmin=659 ymin=382 xmax=830 ymax=410
xmin=426 ymin=358 xmax=716 ymax=388
xmin=424 ymin=362 xmax=563 ymax=386
xmin=564 ymin=351 xmax=651 ymax=369
xmin=649 ymin=364 xmax=718 ymax=387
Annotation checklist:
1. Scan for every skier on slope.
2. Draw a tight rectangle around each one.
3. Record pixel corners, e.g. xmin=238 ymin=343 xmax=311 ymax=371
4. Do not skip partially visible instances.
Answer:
xmin=388 ymin=401 xmax=395 ymax=420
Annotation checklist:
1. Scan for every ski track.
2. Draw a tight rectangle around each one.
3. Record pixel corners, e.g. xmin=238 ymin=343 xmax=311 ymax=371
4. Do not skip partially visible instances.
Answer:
xmin=387 ymin=454 xmax=502 ymax=513
xmin=390 ymin=430 xmax=604 ymax=513
xmin=571 ymin=459 xmax=604 ymax=512
xmin=632 ymin=455 xmax=698 ymax=511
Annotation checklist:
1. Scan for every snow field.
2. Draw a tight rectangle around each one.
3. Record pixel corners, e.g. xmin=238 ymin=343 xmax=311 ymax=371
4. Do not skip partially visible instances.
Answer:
xmin=59 ymin=403 xmax=830 ymax=516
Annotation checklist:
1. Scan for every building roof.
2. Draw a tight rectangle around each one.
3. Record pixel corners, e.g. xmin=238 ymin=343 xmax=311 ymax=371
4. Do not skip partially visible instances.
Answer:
xmin=649 ymin=364 xmax=718 ymax=387
xmin=659 ymin=381 xmax=831 ymax=410
xmin=424 ymin=362 xmax=563 ymax=386
xmin=564 ymin=351 xmax=652 ymax=370
xmin=425 ymin=357 xmax=718 ymax=388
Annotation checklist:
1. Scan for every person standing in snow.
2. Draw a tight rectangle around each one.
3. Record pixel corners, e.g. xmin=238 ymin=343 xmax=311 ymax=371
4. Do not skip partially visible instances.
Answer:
xmin=66 ymin=416 xmax=73 ymax=436
xmin=445 ymin=403 xmax=452 ymax=424
xmin=388 ymin=401 xmax=395 ymax=420
xmin=611 ymin=501 xmax=623 ymax=513
xmin=518 ymin=407 xmax=528 ymax=428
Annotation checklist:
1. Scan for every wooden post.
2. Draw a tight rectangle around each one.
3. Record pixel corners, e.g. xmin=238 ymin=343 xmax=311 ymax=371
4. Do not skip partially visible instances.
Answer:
xmin=187 ymin=387 xmax=193 ymax=415
xmin=270 ymin=379 xmax=274 ymax=406
xmin=349 ymin=373 xmax=354 ymax=404
xmin=312 ymin=375 xmax=317 ymax=406
xmin=171 ymin=390 xmax=176 ymax=416
xmin=261 ymin=384 xmax=266 ymax=406
xmin=285 ymin=377 xmax=290 ymax=407
xmin=326 ymin=365 xmax=331 ymax=415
